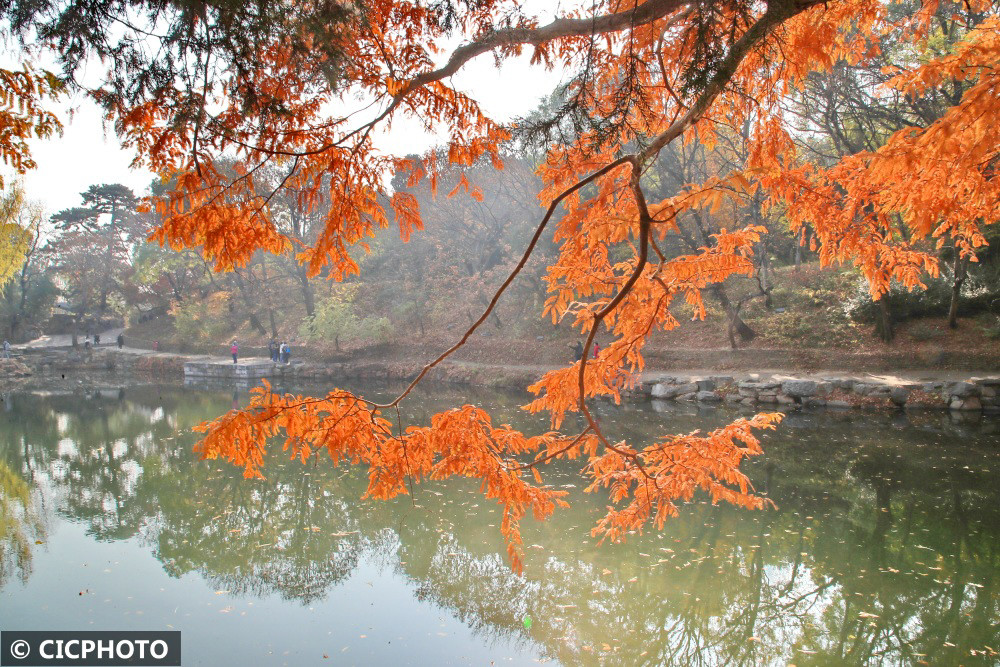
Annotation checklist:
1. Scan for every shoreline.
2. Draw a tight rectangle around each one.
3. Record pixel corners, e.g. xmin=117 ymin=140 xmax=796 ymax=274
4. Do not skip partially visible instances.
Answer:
xmin=5 ymin=346 xmax=1000 ymax=415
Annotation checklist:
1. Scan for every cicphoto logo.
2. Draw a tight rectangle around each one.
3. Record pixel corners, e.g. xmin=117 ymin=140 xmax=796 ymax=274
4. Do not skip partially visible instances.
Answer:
xmin=1 ymin=631 xmax=180 ymax=666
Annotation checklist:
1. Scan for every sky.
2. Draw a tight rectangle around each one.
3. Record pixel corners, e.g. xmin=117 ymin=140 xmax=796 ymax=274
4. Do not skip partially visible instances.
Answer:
xmin=8 ymin=10 xmax=568 ymax=215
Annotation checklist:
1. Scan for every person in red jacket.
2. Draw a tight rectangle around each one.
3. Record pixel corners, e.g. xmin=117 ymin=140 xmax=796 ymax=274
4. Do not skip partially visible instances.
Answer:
xmin=231 ymin=340 xmax=239 ymax=364
xmin=592 ymin=341 xmax=600 ymax=358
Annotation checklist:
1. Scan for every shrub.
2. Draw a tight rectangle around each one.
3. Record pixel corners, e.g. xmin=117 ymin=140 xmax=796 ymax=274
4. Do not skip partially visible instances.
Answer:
xmin=170 ymin=292 xmax=231 ymax=345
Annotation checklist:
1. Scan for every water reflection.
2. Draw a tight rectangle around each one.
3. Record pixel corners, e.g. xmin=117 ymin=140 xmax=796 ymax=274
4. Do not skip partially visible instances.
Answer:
xmin=0 ymin=458 xmax=46 ymax=586
xmin=1 ymin=384 xmax=999 ymax=665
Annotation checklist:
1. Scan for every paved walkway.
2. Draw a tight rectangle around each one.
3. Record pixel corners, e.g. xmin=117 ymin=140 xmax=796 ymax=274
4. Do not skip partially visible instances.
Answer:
xmin=17 ymin=327 xmax=125 ymax=349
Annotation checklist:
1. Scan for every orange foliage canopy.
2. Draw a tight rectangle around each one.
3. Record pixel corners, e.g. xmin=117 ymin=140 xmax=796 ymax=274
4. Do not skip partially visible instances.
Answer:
xmin=0 ymin=64 xmax=63 ymax=188
xmin=64 ymin=0 xmax=1000 ymax=569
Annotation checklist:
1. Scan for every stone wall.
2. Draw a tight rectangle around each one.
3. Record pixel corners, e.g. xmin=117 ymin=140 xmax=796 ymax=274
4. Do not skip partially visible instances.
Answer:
xmin=641 ymin=374 xmax=1000 ymax=413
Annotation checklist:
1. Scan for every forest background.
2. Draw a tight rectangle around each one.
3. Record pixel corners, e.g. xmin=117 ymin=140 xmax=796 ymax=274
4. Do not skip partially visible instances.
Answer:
xmin=3 ymin=23 xmax=1000 ymax=371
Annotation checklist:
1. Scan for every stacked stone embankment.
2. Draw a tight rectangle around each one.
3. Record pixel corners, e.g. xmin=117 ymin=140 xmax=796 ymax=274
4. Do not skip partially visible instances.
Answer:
xmin=642 ymin=374 xmax=1000 ymax=413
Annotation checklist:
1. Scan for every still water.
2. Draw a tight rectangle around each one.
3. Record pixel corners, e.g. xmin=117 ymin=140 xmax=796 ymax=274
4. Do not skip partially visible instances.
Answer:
xmin=1 ymin=381 xmax=998 ymax=666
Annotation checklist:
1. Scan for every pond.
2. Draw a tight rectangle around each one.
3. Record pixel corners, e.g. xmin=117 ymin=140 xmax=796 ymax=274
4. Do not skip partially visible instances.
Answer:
xmin=1 ymin=381 xmax=999 ymax=666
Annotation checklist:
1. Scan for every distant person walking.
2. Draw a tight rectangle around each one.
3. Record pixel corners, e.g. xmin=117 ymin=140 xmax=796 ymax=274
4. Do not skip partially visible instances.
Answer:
xmin=231 ymin=340 xmax=239 ymax=364
xmin=94 ymin=333 xmax=101 ymax=346
xmin=153 ymin=340 xmax=159 ymax=351
xmin=117 ymin=333 xmax=124 ymax=349
xmin=269 ymin=340 xmax=279 ymax=363
xmin=592 ymin=341 xmax=600 ymax=358
xmin=2 ymin=340 xmax=10 ymax=359
xmin=280 ymin=341 xmax=290 ymax=364
xmin=572 ymin=340 xmax=583 ymax=361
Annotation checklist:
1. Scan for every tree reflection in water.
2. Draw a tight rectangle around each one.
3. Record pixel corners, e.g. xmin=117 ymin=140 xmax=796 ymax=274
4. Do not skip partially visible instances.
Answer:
xmin=1 ymin=384 xmax=998 ymax=665
xmin=0 ymin=456 xmax=46 ymax=586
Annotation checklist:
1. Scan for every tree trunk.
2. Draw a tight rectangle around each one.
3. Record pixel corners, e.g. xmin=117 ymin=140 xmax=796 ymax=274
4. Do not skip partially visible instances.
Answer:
xmin=231 ymin=271 xmax=268 ymax=336
xmin=948 ymin=252 xmax=968 ymax=329
xmin=758 ymin=242 xmax=772 ymax=308
xmin=247 ymin=312 xmax=268 ymax=336
xmin=712 ymin=286 xmax=756 ymax=348
xmin=165 ymin=273 xmax=184 ymax=303
xmin=298 ymin=268 xmax=315 ymax=318
xmin=876 ymin=297 xmax=894 ymax=342
xmin=99 ymin=207 xmax=118 ymax=318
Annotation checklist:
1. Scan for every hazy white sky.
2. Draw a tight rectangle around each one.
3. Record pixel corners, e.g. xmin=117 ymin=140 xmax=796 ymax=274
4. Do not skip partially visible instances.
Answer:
xmin=11 ymin=23 xmax=566 ymax=215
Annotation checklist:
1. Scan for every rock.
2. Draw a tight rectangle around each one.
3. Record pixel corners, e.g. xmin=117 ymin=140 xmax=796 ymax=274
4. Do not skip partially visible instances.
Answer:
xmin=781 ymin=380 xmax=817 ymax=397
xmin=709 ymin=375 xmax=735 ymax=386
xmin=0 ymin=359 xmax=33 ymax=377
xmin=822 ymin=377 xmax=854 ymax=390
xmin=827 ymin=400 xmax=852 ymax=409
xmin=676 ymin=392 xmax=697 ymax=402
xmin=804 ymin=397 xmax=826 ymax=408
xmin=675 ymin=382 xmax=699 ymax=395
xmin=948 ymin=381 xmax=978 ymax=398
xmin=650 ymin=383 xmax=674 ymax=399
xmin=922 ymin=381 xmax=945 ymax=391
xmin=951 ymin=396 xmax=982 ymax=411
xmin=653 ymin=382 xmax=700 ymax=400
xmin=740 ymin=380 xmax=780 ymax=390
xmin=696 ymin=379 xmax=717 ymax=392
xmin=723 ymin=393 xmax=742 ymax=404
xmin=740 ymin=397 xmax=756 ymax=405
xmin=777 ymin=393 xmax=797 ymax=405
xmin=696 ymin=390 xmax=721 ymax=402
xmin=815 ymin=382 xmax=833 ymax=396
xmin=758 ymin=393 xmax=778 ymax=404
xmin=980 ymin=385 xmax=997 ymax=399
xmin=890 ymin=387 xmax=911 ymax=406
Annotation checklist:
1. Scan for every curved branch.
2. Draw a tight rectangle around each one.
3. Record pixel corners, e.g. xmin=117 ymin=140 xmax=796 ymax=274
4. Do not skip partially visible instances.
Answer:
xmin=372 ymin=156 xmax=632 ymax=409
